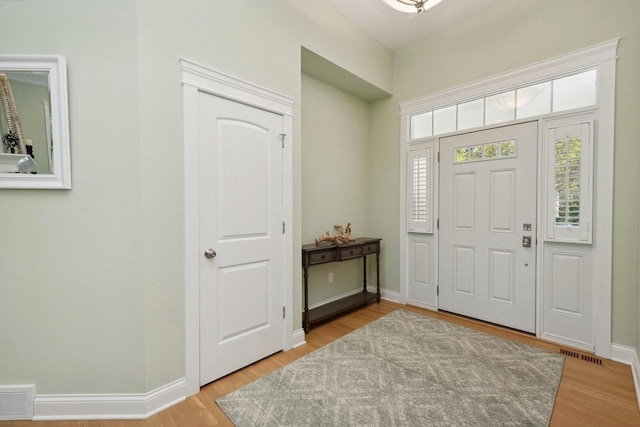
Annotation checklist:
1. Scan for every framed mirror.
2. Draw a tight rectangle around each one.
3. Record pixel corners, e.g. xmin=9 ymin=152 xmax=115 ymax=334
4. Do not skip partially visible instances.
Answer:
xmin=0 ymin=55 xmax=71 ymax=189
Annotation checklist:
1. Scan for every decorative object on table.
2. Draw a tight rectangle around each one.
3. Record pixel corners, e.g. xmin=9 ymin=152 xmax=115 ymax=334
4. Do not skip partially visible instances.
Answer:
xmin=217 ymin=309 xmax=564 ymax=426
xmin=315 ymin=222 xmax=356 ymax=245
xmin=0 ymin=73 xmax=26 ymax=155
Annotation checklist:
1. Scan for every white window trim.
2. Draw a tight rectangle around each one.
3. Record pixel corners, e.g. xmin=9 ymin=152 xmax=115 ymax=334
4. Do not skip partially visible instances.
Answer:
xmin=400 ymin=39 xmax=617 ymax=116
xmin=399 ymin=38 xmax=617 ymax=358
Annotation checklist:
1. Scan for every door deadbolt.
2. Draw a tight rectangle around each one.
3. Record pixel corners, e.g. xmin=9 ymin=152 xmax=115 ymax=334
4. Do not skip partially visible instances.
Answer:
xmin=204 ymin=248 xmax=217 ymax=259
xmin=522 ymin=236 xmax=532 ymax=248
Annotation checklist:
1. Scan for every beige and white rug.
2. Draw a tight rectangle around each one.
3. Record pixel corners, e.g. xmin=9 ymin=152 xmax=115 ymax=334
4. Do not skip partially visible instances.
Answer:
xmin=217 ymin=309 xmax=564 ymax=426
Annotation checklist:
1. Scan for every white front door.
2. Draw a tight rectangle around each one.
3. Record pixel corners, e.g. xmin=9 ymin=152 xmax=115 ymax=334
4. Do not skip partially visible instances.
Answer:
xmin=439 ymin=122 xmax=537 ymax=333
xmin=198 ymin=93 xmax=284 ymax=385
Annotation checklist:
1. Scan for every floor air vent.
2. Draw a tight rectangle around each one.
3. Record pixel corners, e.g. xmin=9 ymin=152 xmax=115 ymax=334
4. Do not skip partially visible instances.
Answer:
xmin=0 ymin=385 xmax=35 ymax=421
xmin=559 ymin=348 xmax=604 ymax=365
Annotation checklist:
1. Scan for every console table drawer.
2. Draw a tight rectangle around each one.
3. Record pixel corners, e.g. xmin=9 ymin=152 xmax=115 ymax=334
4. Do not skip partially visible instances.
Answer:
xmin=338 ymin=246 xmax=362 ymax=260
xmin=362 ymin=242 xmax=379 ymax=255
xmin=308 ymin=250 xmax=336 ymax=265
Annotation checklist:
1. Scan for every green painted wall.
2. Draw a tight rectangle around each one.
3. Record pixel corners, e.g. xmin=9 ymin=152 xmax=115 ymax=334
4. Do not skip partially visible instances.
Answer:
xmin=0 ymin=0 xmax=392 ymax=395
xmin=1 ymin=0 xmax=637 ymax=400
xmin=135 ymin=0 xmax=391 ymax=391
xmin=368 ymin=97 xmax=400 ymax=296
xmin=301 ymin=73 xmax=373 ymax=305
xmin=0 ymin=0 xmax=144 ymax=393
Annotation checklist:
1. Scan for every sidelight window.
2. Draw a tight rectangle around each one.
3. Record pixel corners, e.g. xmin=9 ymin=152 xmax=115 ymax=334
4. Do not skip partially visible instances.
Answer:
xmin=554 ymin=136 xmax=582 ymax=226
xmin=408 ymin=145 xmax=432 ymax=233
xmin=545 ymin=114 xmax=593 ymax=243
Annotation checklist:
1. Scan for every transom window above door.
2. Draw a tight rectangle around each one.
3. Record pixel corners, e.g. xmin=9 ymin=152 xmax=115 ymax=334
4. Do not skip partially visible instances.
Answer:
xmin=409 ymin=69 xmax=597 ymax=140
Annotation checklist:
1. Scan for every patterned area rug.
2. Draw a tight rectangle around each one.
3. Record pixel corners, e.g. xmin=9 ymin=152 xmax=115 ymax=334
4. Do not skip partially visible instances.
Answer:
xmin=217 ymin=309 xmax=564 ymax=426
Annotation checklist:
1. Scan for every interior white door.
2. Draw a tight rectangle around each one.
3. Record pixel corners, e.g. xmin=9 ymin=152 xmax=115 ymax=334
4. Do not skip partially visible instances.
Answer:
xmin=198 ymin=93 xmax=284 ymax=386
xmin=439 ymin=122 xmax=537 ymax=333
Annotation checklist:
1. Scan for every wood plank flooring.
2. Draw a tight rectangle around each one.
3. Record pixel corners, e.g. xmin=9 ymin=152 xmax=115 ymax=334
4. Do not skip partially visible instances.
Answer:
xmin=3 ymin=301 xmax=639 ymax=426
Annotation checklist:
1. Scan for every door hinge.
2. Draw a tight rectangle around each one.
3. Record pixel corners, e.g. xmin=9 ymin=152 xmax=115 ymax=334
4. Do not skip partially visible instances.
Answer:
xmin=437 ymin=219 xmax=439 ymax=229
xmin=437 ymin=152 xmax=440 ymax=162
xmin=436 ymin=285 xmax=439 ymax=296
xmin=282 ymin=221 xmax=286 ymax=234
xmin=280 ymin=133 xmax=286 ymax=148
xmin=283 ymin=306 xmax=286 ymax=319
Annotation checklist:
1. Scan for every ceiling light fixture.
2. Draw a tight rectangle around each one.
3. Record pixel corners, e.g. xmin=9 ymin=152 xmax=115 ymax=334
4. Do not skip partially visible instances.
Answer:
xmin=381 ymin=0 xmax=444 ymax=14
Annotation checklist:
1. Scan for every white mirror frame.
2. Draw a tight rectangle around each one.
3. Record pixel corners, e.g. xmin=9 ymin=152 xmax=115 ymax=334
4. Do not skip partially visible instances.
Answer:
xmin=0 ymin=55 xmax=71 ymax=189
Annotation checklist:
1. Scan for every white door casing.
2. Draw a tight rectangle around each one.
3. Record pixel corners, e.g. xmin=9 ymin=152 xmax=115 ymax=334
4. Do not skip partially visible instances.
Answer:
xmin=399 ymin=40 xmax=617 ymax=357
xmin=439 ymin=122 xmax=538 ymax=333
xmin=182 ymin=59 xmax=294 ymax=396
xmin=198 ymin=93 xmax=284 ymax=385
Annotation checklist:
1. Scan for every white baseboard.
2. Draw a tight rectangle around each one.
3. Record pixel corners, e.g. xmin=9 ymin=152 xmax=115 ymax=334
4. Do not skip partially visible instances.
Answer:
xmin=307 ymin=288 xmax=363 ymax=310
xmin=406 ymin=299 xmax=437 ymax=311
xmin=611 ymin=343 xmax=636 ymax=364
xmin=541 ymin=332 xmax=593 ymax=353
xmin=291 ymin=328 xmax=306 ymax=348
xmin=308 ymin=287 xmax=400 ymax=311
xmin=611 ymin=343 xmax=640 ymax=411
xmin=380 ymin=288 xmax=401 ymax=303
xmin=634 ymin=351 xmax=640 ymax=411
xmin=33 ymin=378 xmax=185 ymax=421
xmin=366 ymin=287 xmax=401 ymax=304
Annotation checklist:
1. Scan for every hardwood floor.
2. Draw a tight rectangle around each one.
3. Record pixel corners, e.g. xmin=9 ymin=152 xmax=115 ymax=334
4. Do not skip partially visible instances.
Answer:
xmin=4 ymin=301 xmax=639 ymax=426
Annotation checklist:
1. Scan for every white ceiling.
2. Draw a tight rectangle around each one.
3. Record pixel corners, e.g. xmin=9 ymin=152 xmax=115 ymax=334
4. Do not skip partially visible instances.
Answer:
xmin=328 ymin=0 xmax=508 ymax=50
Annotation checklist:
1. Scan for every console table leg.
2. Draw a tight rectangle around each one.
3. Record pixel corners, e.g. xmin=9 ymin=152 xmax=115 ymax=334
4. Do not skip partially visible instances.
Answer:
xmin=376 ymin=253 xmax=381 ymax=303
xmin=303 ymin=267 xmax=310 ymax=333
xmin=362 ymin=255 xmax=367 ymax=293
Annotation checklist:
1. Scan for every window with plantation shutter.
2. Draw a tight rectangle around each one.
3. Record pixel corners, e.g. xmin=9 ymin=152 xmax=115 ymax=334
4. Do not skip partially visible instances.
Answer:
xmin=554 ymin=136 xmax=581 ymax=226
xmin=412 ymin=156 xmax=428 ymax=221
xmin=408 ymin=145 xmax=432 ymax=233
xmin=545 ymin=114 xmax=593 ymax=243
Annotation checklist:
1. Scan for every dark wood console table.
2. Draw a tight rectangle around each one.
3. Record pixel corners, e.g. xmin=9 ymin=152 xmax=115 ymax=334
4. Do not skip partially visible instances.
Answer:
xmin=302 ymin=237 xmax=381 ymax=333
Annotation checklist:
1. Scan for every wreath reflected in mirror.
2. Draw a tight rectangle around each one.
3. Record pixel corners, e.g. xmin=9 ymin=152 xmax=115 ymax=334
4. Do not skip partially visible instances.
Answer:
xmin=2 ymin=131 xmax=19 ymax=153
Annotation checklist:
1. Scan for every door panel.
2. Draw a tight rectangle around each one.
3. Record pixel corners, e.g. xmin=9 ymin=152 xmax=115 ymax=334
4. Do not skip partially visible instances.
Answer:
xmin=218 ymin=119 xmax=270 ymax=238
xmin=453 ymin=245 xmax=475 ymax=295
xmin=489 ymin=169 xmax=515 ymax=232
xmin=198 ymin=93 xmax=284 ymax=386
xmin=489 ymin=249 xmax=514 ymax=303
xmin=543 ymin=244 xmax=592 ymax=348
xmin=407 ymin=235 xmax=436 ymax=310
xmin=454 ymin=173 xmax=475 ymax=230
xmin=440 ymin=122 xmax=537 ymax=333
xmin=217 ymin=261 xmax=270 ymax=342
